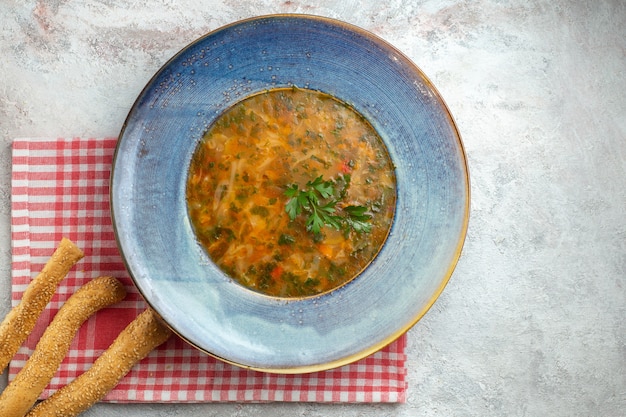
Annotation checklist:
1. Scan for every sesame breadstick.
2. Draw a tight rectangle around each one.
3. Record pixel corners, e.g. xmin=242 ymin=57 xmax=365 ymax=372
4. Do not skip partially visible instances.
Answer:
xmin=26 ymin=308 xmax=173 ymax=417
xmin=0 ymin=276 xmax=127 ymax=417
xmin=0 ymin=238 xmax=84 ymax=371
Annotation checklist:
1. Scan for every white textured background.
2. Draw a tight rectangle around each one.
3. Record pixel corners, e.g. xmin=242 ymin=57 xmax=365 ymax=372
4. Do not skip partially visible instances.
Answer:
xmin=1 ymin=1 xmax=625 ymax=416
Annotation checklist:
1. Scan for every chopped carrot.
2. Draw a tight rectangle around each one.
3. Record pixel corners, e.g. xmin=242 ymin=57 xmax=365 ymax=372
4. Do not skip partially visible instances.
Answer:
xmin=318 ymin=243 xmax=334 ymax=259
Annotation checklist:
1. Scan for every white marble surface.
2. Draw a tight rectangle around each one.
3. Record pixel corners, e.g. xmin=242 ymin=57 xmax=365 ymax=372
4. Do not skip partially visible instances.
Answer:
xmin=1 ymin=1 xmax=625 ymax=416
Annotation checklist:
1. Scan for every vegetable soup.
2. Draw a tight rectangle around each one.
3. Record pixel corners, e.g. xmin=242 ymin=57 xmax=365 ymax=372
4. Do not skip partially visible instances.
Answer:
xmin=186 ymin=88 xmax=396 ymax=297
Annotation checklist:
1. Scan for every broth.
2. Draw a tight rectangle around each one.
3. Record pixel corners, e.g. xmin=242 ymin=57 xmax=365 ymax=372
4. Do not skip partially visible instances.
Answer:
xmin=187 ymin=88 xmax=396 ymax=297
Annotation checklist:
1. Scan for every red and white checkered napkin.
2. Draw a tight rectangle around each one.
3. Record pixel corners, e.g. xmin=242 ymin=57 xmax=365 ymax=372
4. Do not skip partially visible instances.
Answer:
xmin=10 ymin=137 xmax=407 ymax=403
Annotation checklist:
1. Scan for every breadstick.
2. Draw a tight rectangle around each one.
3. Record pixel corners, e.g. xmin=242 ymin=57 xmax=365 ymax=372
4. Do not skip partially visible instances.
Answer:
xmin=26 ymin=308 xmax=173 ymax=417
xmin=0 ymin=276 xmax=126 ymax=417
xmin=0 ymin=237 xmax=84 ymax=371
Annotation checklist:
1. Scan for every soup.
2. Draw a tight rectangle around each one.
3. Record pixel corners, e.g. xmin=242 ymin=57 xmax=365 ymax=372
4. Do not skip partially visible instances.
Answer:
xmin=187 ymin=87 xmax=396 ymax=297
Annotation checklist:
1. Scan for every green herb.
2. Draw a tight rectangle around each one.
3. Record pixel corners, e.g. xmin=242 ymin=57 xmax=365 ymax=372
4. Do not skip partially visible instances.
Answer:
xmin=250 ymin=205 xmax=269 ymax=217
xmin=278 ymin=234 xmax=296 ymax=245
xmin=284 ymin=175 xmax=372 ymax=235
xmin=342 ymin=205 xmax=373 ymax=234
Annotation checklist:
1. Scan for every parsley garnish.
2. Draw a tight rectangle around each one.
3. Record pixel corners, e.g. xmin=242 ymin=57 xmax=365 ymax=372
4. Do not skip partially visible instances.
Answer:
xmin=284 ymin=175 xmax=372 ymax=235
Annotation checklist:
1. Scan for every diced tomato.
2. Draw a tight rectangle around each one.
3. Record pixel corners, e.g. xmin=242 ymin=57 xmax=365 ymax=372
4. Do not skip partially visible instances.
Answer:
xmin=270 ymin=265 xmax=283 ymax=280
xmin=339 ymin=160 xmax=351 ymax=173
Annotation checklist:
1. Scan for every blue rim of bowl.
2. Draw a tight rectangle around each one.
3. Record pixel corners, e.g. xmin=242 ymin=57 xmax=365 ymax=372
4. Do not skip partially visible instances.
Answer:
xmin=111 ymin=14 xmax=470 ymax=373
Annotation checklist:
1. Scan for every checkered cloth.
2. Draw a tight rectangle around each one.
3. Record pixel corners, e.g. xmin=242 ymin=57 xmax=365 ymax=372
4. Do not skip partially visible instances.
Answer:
xmin=9 ymin=137 xmax=407 ymax=403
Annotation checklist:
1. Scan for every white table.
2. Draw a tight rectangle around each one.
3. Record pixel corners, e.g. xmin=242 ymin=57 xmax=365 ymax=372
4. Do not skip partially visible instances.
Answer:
xmin=1 ymin=1 xmax=624 ymax=415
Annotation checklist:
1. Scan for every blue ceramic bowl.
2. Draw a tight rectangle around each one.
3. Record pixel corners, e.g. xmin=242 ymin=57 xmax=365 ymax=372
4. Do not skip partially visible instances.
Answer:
xmin=111 ymin=14 xmax=469 ymax=373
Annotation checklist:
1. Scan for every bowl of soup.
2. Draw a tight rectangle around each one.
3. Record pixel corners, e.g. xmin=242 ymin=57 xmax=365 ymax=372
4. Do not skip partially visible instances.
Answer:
xmin=111 ymin=14 xmax=469 ymax=373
